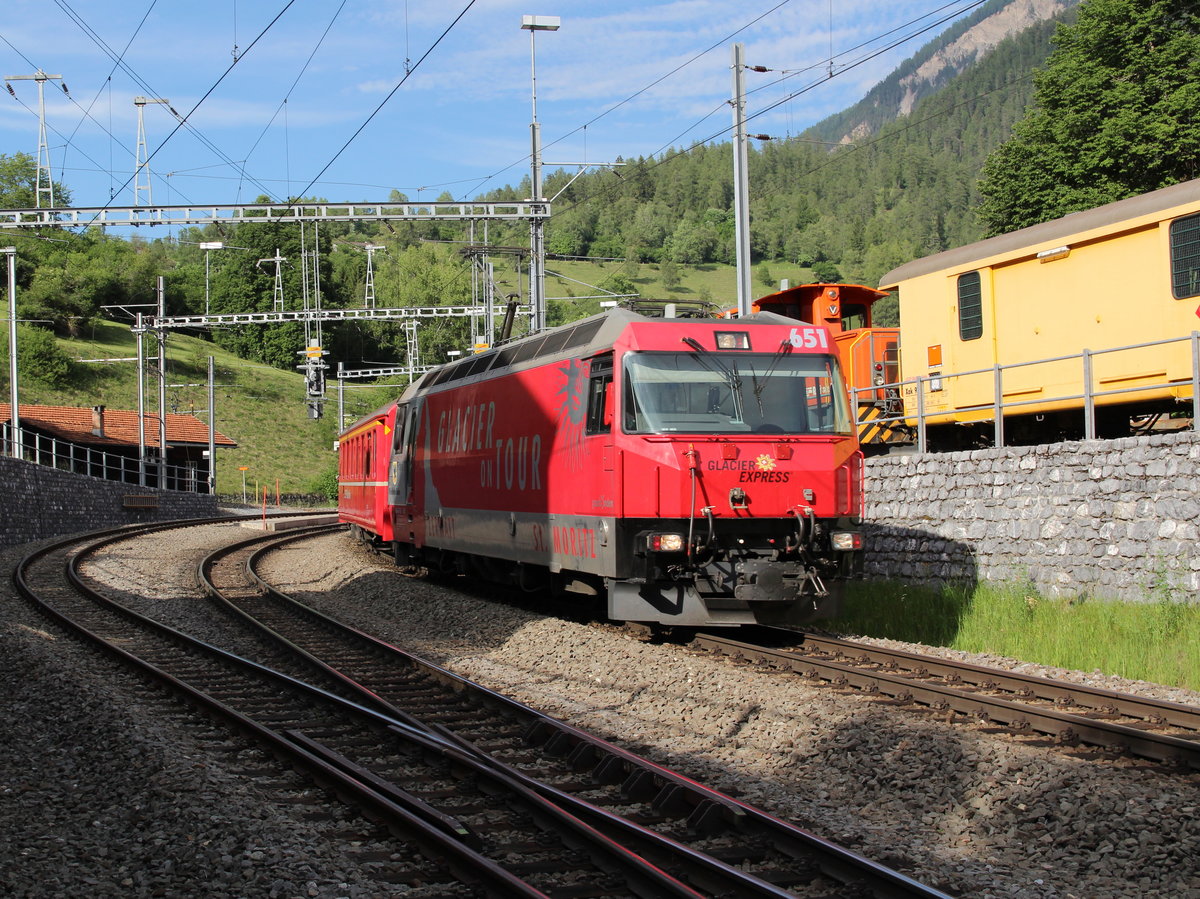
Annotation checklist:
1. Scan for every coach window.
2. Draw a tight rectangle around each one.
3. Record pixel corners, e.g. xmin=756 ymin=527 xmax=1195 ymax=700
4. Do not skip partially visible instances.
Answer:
xmin=957 ymin=271 xmax=983 ymax=341
xmin=586 ymin=355 xmax=613 ymax=434
xmin=1170 ymin=213 xmax=1200 ymax=299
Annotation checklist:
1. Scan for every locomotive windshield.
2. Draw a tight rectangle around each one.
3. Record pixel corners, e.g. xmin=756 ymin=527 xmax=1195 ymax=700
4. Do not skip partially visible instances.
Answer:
xmin=622 ymin=351 xmax=852 ymax=435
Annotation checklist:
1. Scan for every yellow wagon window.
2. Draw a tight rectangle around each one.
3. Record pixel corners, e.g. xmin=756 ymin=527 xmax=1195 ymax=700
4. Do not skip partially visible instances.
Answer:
xmin=957 ymin=271 xmax=983 ymax=341
xmin=1170 ymin=213 xmax=1200 ymax=299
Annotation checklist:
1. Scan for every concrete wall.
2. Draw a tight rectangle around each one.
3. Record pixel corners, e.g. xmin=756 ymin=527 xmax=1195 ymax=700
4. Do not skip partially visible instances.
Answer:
xmin=0 ymin=455 xmax=224 ymax=548
xmin=863 ymin=431 xmax=1200 ymax=600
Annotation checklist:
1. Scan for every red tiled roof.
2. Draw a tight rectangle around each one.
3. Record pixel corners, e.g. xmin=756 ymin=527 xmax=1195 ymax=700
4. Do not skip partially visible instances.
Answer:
xmin=0 ymin=404 xmax=237 ymax=449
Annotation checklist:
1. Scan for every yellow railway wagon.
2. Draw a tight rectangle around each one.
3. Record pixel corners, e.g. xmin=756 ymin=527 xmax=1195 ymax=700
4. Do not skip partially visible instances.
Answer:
xmin=880 ymin=179 xmax=1200 ymax=448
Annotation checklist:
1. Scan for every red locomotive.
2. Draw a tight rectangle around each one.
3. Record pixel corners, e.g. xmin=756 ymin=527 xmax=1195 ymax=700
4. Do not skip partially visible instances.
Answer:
xmin=338 ymin=308 xmax=863 ymax=628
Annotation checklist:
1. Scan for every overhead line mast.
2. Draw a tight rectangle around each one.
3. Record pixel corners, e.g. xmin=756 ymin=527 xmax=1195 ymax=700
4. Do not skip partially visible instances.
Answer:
xmin=133 ymin=96 xmax=171 ymax=211
xmin=731 ymin=44 xmax=752 ymax=317
xmin=522 ymin=14 xmax=560 ymax=335
xmin=4 ymin=69 xmax=67 ymax=208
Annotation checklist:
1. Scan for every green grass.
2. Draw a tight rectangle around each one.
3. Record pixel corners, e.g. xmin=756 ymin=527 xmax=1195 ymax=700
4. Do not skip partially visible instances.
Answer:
xmin=14 ymin=319 xmax=399 ymax=498
xmin=832 ymin=579 xmax=1200 ymax=691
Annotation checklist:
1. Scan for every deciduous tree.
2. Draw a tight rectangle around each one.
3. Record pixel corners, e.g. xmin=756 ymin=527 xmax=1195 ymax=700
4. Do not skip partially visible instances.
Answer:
xmin=0 ymin=152 xmax=72 ymax=208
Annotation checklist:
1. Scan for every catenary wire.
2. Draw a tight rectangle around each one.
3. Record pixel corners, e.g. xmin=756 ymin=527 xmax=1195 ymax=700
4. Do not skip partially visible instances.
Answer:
xmin=235 ymin=0 xmax=350 ymax=203
xmin=289 ymin=0 xmax=479 ymax=206
xmin=549 ymin=0 xmax=993 ymax=221
xmin=52 ymin=0 xmax=300 ymax=210
xmin=444 ymin=0 xmax=798 ymax=202
xmin=442 ymin=0 xmax=988 ymax=204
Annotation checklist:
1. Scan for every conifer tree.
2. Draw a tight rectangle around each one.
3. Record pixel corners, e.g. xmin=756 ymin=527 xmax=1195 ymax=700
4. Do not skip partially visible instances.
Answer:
xmin=977 ymin=0 xmax=1200 ymax=236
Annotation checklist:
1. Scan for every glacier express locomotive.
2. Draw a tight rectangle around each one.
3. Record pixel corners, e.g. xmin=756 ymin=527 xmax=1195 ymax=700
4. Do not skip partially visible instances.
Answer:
xmin=338 ymin=308 xmax=863 ymax=628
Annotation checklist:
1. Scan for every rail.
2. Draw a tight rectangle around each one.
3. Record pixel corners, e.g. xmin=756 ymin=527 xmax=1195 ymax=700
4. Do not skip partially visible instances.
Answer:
xmin=0 ymin=423 xmax=209 ymax=492
xmin=855 ymin=330 xmax=1200 ymax=452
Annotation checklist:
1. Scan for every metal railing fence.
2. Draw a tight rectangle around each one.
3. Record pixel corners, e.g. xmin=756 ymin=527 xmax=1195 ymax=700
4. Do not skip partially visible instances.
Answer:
xmin=854 ymin=331 xmax=1200 ymax=453
xmin=1 ymin=424 xmax=208 ymax=492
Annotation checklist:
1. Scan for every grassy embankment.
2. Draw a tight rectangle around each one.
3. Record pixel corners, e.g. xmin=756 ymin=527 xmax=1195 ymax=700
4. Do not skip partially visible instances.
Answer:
xmin=20 ymin=319 xmax=399 ymax=498
xmin=835 ymin=579 xmax=1200 ymax=691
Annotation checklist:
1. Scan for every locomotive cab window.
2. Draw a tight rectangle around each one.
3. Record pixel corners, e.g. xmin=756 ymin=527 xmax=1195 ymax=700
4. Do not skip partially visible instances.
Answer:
xmin=841 ymin=303 xmax=868 ymax=331
xmin=622 ymin=350 xmax=851 ymax=435
xmin=957 ymin=271 xmax=983 ymax=341
xmin=586 ymin=355 xmax=614 ymax=435
xmin=393 ymin=408 xmax=406 ymax=453
xmin=1170 ymin=212 xmax=1200 ymax=299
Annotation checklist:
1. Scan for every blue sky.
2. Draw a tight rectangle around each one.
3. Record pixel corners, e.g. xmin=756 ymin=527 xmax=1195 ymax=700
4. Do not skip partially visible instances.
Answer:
xmin=1 ymin=0 xmax=989 ymax=211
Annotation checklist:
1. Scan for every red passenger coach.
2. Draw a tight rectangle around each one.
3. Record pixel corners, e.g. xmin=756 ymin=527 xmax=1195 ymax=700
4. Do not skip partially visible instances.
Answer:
xmin=337 ymin=403 xmax=399 ymax=545
xmin=339 ymin=308 xmax=863 ymax=628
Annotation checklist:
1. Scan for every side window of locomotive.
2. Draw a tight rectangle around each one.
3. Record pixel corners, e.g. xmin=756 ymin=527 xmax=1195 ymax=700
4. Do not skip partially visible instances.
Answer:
xmin=1170 ymin=213 xmax=1200 ymax=299
xmin=586 ymin=356 xmax=613 ymax=435
xmin=957 ymin=271 xmax=983 ymax=341
xmin=841 ymin=303 xmax=868 ymax=330
xmin=393 ymin=410 xmax=405 ymax=454
xmin=623 ymin=377 xmax=641 ymax=431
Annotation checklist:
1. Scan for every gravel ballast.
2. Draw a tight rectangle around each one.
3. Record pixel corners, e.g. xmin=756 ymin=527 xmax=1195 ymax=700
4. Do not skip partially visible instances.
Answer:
xmin=3 ymin=523 xmax=1199 ymax=898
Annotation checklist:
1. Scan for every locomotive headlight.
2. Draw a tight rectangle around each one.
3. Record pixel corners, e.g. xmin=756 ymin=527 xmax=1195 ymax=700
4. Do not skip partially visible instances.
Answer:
xmin=831 ymin=531 xmax=863 ymax=551
xmin=648 ymin=533 xmax=685 ymax=552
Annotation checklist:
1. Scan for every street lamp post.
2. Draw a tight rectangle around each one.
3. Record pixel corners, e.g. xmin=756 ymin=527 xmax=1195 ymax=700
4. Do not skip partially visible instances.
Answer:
xmin=731 ymin=43 xmax=753 ymax=317
xmin=521 ymin=15 xmax=559 ymax=335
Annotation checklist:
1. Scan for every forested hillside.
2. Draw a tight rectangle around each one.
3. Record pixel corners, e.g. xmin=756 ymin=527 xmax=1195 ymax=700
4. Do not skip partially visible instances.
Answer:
xmin=527 ymin=2 xmax=1071 ymax=295
xmin=1 ymin=0 xmax=1079 ymax=404
xmin=807 ymin=0 xmax=1076 ymax=146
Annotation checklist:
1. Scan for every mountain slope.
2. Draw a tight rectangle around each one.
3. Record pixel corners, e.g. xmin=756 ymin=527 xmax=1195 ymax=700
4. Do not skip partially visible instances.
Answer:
xmin=806 ymin=0 xmax=1079 ymax=146
xmin=540 ymin=1 xmax=1076 ymax=295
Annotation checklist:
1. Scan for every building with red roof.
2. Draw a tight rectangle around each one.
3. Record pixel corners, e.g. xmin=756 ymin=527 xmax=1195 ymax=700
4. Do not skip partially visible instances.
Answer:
xmin=1 ymin=404 xmax=237 ymax=493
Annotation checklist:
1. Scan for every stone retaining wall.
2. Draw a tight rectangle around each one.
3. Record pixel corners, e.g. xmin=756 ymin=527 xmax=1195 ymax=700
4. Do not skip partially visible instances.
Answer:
xmin=0 ymin=455 xmax=224 ymax=547
xmin=863 ymin=431 xmax=1200 ymax=600
xmin=6 ymin=431 xmax=1199 ymax=601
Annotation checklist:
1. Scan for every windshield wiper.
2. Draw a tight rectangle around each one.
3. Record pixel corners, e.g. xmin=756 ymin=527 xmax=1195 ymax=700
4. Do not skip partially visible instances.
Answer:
xmin=681 ymin=336 xmax=744 ymax=416
xmin=750 ymin=339 xmax=793 ymax=413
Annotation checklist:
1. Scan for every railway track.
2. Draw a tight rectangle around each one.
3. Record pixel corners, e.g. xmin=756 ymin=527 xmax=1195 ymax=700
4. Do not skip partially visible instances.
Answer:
xmin=14 ymin=521 xmax=533 ymax=895
xmin=14 ymin=519 xmax=953 ymax=898
xmin=206 ymin=526 xmax=952 ymax=898
xmin=691 ymin=626 xmax=1200 ymax=770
